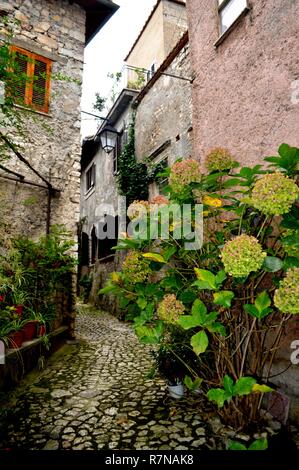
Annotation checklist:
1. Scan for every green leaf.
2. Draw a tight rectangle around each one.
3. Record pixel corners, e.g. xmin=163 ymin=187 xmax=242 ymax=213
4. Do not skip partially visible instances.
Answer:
xmin=233 ymin=377 xmax=256 ymax=397
xmin=191 ymin=299 xmax=207 ymax=318
xmin=177 ymin=314 xmax=202 ymax=330
xmin=98 ymin=283 xmax=120 ymax=295
xmin=255 ymin=291 xmax=271 ymax=313
xmin=283 ymin=257 xmax=299 ymax=270
xmin=119 ymin=297 xmax=131 ymax=309
xmin=281 ymin=210 xmax=299 ymax=230
xmin=207 ymin=322 xmax=226 ymax=337
xmin=207 ymin=388 xmax=230 ymax=408
xmin=228 ymin=440 xmax=247 ymax=451
xmin=184 ymin=375 xmax=203 ymax=391
xmin=192 ymin=280 xmax=215 ymax=290
xmin=144 ymin=283 xmax=159 ymax=297
xmin=135 ymin=322 xmax=164 ymax=344
xmin=163 ymin=246 xmax=177 ymax=262
xmin=244 ymin=304 xmax=260 ymax=318
xmin=179 ymin=289 xmax=198 ymax=305
xmin=222 ymin=178 xmax=242 ymax=189
xmin=281 ymin=232 xmax=299 ymax=247
xmin=142 ymin=252 xmax=166 ymax=263
xmin=137 ymin=297 xmax=147 ymax=310
xmin=248 ymin=438 xmax=268 ymax=451
xmin=252 ymin=384 xmax=273 ymax=394
xmin=262 ymin=256 xmax=283 ymax=273
xmin=202 ymin=311 xmax=219 ymax=326
xmin=223 ymin=375 xmax=234 ymax=396
xmin=213 ymin=290 xmax=235 ymax=308
xmin=194 ymin=269 xmax=217 ymax=289
xmin=215 ymin=270 xmax=227 ymax=287
xmin=160 ymin=275 xmax=182 ymax=290
xmin=191 ymin=330 xmax=209 ymax=355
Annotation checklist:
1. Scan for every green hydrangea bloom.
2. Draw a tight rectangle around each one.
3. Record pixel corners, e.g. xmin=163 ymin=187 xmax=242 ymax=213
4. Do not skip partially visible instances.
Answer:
xmin=205 ymin=148 xmax=237 ymax=172
xmin=157 ymin=294 xmax=185 ymax=323
xmin=274 ymin=268 xmax=299 ymax=315
xmin=221 ymin=235 xmax=266 ymax=278
xmin=122 ymin=251 xmax=151 ymax=284
xmin=251 ymin=172 xmax=299 ymax=216
xmin=169 ymin=159 xmax=202 ymax=193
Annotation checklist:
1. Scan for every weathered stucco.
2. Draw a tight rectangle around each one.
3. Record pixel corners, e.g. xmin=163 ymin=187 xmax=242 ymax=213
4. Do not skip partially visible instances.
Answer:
xmin=186 ymin=0 xmax=299 ymax=167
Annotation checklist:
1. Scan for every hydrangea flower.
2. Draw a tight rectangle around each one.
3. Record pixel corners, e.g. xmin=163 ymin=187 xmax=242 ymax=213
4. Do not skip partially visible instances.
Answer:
xmin=157 ymin=294 xmax=185 ymax=323
xmin=205 ymin=148 xmax=237 ymax=173
xmin=122 ymin=251 xmax=151 ymax=284
xmin=220 ymin=235 xmax=266 ymax=278
xmin=251 ymin=172 xmax=299 ymax=216
xmin=274 ymin=268 xmax=299 ymax=315
xmin=149 ymin=195 xmax=169 ymax=206
xmin=127 ymin=200 xmax=149 ymax=221
xmin=169 ymin=159 xmax=201 ymax=192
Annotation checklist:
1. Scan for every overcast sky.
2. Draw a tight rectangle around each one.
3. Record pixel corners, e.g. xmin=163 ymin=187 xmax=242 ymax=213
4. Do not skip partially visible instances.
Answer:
xmin=81 ymin=0 xmax=157 ymax=137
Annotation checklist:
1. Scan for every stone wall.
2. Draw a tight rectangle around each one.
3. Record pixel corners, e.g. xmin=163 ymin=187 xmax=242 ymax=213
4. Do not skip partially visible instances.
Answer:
xmin=135 ymin=40 xmax=193 ymax=196
xmin=186 ymin=0 xmax=299 ymax=167
xmin=0 ymin=0 xmax=85 ymax=245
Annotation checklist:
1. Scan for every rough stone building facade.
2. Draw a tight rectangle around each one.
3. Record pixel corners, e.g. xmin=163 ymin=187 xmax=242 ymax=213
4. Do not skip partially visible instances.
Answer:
xmin=0 ymin=0 xmax=117 ymax=244
xmin=134 ymin=31 xmax=193 ymax=198
xmin=186 ymin=0 xmax=299 ymax=422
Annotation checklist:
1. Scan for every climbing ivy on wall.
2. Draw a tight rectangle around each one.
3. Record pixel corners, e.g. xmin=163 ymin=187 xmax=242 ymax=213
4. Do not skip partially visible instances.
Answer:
xmin=117 ymin=115 xmax=149 ymax=205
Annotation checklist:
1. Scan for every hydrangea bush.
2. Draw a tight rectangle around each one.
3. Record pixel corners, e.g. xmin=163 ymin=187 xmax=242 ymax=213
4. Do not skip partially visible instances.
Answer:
xmin=100 ymin=143 xmax=299 ymax=431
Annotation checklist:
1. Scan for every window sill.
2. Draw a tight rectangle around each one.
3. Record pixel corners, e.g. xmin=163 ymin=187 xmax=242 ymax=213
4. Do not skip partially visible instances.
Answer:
xmin=14 ymin=103 xmax=52 ymax=118
xmin=214 ymin=6 xmax=250 ymax=48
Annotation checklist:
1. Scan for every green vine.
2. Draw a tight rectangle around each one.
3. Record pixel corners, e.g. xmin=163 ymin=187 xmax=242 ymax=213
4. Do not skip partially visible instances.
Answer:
xmin=117 ymin=115 xmax=149 ymax=205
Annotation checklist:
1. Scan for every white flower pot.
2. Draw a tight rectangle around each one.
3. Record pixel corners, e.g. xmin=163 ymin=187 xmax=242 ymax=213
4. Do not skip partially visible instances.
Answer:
xmin=168 ymin=383 xmax=185 ymax=399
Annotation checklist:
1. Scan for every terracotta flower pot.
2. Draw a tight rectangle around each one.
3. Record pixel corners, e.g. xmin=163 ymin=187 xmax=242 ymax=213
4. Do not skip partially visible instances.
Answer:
xmin=22 ymin=321 xmax=37 ymax=342
xmin=37 ymin=325 xmax=46 ymax=337
xmin=8 ymin=330 xmax=24 ymax=349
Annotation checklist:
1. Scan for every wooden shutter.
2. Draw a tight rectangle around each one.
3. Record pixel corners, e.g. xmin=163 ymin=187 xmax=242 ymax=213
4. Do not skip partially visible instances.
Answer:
xmin=12 ymin=51 xmax=29 ymax=105
xmin=10 ymin=46 xmax=52 ymax=113
xmin=32 ymin=58 xmax=51 ymax=112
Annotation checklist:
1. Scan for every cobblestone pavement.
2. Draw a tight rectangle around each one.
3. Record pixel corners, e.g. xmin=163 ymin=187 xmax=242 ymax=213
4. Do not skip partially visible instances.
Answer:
xmin=0 ymin=307 xmax=216 ymax=450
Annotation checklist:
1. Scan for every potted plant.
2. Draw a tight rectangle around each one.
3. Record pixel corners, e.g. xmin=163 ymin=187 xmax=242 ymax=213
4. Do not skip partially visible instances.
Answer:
xmin=22 ymin=310 xmax=41 ymax=342
xmin=11 ymin=289 xmax=29 ymax=317
xmin=6 ymin=319 xmax=24 ymax=349
xmin=154 ymin=346 xmax=186 ymax=399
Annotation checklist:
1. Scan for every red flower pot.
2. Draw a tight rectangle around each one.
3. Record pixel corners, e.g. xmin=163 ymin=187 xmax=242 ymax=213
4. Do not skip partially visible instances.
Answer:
xmin=8 ymin=330 xmax=23 ymax=349
xmin=37 ymin=325 xmax=46 ymax=337
xmin=22 ymin=321 xmax=37 ymax=342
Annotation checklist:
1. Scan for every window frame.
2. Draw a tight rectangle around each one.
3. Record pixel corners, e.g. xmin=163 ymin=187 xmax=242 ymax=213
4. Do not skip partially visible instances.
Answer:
xmin=10 ymin=45 xmax=52 ymax=114
xmin=215 ymin=0 xmax=250 ymax=47
xmin=85 ymin=163 xmax=96 ymax=194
